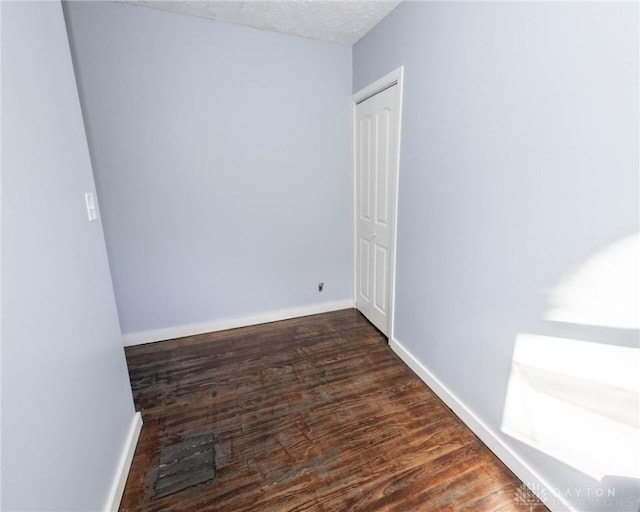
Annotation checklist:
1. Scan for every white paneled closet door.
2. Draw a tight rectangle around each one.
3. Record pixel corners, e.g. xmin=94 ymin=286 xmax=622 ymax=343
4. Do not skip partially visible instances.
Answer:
xmin=355 ymin=83 xmax=400 ymax=336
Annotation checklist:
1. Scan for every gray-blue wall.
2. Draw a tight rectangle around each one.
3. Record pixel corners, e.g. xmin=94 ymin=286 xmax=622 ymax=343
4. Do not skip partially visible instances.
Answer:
xmin=1 ymin=2 xmax=136 ymax=510
xmin=64 ymin=2 xmax=353 ymax=336
xmin=354 ymin=2 xmax=638 ymax=511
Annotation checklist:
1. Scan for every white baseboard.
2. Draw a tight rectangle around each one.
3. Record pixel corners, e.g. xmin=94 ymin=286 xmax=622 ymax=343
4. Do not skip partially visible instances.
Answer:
xmin=122 ymin=299 xmax=354 ymax=346
xmin=105 ymin=411 xmax=143 ymax=512
xmin=389 ymin=337 xmax=575 ymax=512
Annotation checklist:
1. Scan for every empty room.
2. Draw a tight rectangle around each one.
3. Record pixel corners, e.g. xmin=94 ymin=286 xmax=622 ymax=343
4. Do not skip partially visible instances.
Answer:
xmin=1 ymin=1 xmax=638 ymax=511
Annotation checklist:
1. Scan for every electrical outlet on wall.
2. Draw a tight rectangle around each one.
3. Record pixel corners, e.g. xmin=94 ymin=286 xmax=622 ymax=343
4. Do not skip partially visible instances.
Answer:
xmin=318 ymin=282 xmax=324 ymax=292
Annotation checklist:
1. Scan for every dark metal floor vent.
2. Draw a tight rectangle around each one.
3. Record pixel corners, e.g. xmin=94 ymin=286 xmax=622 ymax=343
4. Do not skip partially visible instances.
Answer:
xmin=153 ymin=434 xmax=216 ymax=498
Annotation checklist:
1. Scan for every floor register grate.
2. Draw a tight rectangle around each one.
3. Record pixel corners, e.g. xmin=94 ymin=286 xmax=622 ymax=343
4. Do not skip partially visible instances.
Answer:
xmin=152 ymin=434 xmax=216 ymax=498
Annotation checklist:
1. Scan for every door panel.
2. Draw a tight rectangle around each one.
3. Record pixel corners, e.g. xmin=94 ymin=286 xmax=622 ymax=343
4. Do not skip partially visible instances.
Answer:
xmin=355 ymin=84 xmax=400 ymax=335
xmin=359 ymin=116 xmax=372 ymax=221
xmin=376 ymin=108 xmax=392 ymax=226
xmin=374 ymin=244 xmax=388 ymax=313
xmin=359 ymin=238 xmax=371 ymax=300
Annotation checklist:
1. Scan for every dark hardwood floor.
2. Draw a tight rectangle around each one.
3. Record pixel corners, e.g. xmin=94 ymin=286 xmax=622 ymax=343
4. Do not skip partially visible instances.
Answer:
xmin=122 ymin=309 xmax=547 ymax=512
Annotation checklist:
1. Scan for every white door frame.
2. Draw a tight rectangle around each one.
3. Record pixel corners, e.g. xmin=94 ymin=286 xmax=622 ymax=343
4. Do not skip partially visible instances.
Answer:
xmin=352 ymin=66 xmax=404 ymax=338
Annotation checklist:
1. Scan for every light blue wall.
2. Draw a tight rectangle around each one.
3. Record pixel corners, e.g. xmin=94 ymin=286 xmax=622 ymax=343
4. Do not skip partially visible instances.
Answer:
xmin=354 ymin=2 xmax=638 ymax=511
xmin=1 ymin=2 xmax=136 ymax=510
xmin=64 ymin=2 xmax=353 ymax=336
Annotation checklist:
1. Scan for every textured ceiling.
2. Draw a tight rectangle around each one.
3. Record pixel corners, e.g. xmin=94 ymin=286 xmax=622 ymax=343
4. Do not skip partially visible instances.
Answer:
xmin=123 ymin=1 xmax=402 ymax=44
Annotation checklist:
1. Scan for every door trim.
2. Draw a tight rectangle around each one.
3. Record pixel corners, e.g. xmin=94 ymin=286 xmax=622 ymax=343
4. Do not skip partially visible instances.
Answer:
xmin=352 ymin=66 xmax=404 ymax=338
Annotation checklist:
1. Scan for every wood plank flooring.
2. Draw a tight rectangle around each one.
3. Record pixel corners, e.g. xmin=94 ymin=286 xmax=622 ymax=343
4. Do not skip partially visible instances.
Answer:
xmin=122 ymin=309 xmax=547 ymax=512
